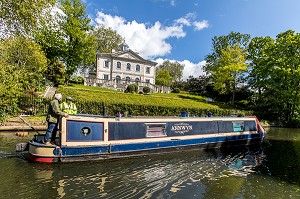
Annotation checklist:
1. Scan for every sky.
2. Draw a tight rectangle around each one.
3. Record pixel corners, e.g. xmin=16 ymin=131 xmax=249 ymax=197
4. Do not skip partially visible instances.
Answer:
xmin=82 ymin=0 xmax=300 ymax=80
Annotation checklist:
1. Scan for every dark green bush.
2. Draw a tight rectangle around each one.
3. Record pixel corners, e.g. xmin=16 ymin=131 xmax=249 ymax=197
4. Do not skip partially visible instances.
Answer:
xmin=125 ymin=84 xmax=138 ymax=93
xmin=143 ymin=86 xmax=150 ymax=94
xmin=172 ymin=88 xmax=180 ymax=93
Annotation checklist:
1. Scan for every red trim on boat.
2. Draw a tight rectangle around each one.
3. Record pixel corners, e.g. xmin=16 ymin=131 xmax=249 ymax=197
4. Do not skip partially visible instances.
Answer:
xmin=28 ymin=154 xmax=54 ymax=163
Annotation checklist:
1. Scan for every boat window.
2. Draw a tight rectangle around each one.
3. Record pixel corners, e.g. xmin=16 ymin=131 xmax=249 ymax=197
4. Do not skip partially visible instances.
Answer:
xmin=146 ymin=123 xmax=167 ymax=137
xmin=232 ymin=121 xmax=244 ymax=132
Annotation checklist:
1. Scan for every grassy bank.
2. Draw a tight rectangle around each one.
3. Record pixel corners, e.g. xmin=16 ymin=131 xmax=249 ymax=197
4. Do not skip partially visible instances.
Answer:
xmin=57 ymin=84 xmax=250 ymax=117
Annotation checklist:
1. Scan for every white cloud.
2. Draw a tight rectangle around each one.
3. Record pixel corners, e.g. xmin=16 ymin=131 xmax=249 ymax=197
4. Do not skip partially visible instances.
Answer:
xmin=174 ymin=13 xmax=209 ymax=31
xmin=174 ymin=12 xmax=196 ymax=26
xmin=155 ymin=58 xmax=206 ymax=81
xmin=95 ymin=11 xmax=186 ymax=58
xmin=193 ymin=20 xmax=209 ymax=30
xmin=94 ymin=12 xmax=209 ymax=58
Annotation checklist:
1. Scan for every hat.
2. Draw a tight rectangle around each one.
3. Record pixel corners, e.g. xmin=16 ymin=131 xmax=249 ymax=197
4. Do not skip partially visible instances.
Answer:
xmin=66 ymin=96 xmax=73 ymax=101
xmin=54 ymin=93 xmax=62 ymax=101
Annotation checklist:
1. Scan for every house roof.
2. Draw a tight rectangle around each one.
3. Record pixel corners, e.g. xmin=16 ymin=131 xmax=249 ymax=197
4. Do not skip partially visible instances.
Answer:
xmin=97 ymin=50 xmax=157 ymax=66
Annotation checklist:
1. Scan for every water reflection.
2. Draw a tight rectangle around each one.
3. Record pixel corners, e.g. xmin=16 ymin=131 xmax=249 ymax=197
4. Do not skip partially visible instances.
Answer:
xmin=1 ymin=129 xmax=300 ymax=198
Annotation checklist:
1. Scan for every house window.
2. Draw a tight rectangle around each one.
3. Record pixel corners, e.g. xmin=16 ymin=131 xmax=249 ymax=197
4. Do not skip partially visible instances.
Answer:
xmin=116 ymin=62 xmax=121 ymax=69
xmin=136 ymin=65 xmax=140 ymax=72
xmin=135 ymin=78 xmax=140 ymax=83
xmin=103 ymin=74 xmax=109 ymax=80
xmin=116 ymin=75 xmax=121 ymax=84
xmin=232 ymin=122 xmax=244 ymax=132
xmin=145 ymin=79 xmax=150 ymax=83
xmin=127 ymin=63 xmax=131 ymax=71
xmin=146 ymin=123 xmax=167 ymax=137
xmin=104 ymin=60 xmax=110 ymax=68
xmin=125 ymin=76 xmax=131 ymax=83
xmin=146 ymin=67 xmax=150 ymax=74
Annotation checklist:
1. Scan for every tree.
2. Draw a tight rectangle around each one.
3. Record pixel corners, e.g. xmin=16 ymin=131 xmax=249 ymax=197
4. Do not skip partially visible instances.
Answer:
xmin=158 ymin=60 xmax=184 ymax=81
xmin=93 ymin=25 xmax=123 ymax=53
xmin=205 ymin=32 xmax=250 ymax=103
xmin=34 ymin=11 xmax=67 ymax=85
xmin=211 ymin=45 xmax=247 ymax=103
xmin=205 ymin=32 xmax=250 ymax=72
xmin=186 ymin=75 xmax=209 ymax=95
xmin=59 ymin=0 xmax=96 ymax=83
xmin=249 ymin=30 xmax=300 ymax=126
xmin=0 ymin=36 xmax=47 ymax=121
xmin=155 ymin=69 xmax=173 ymax=87
xmin=247 ymin=36 xmax=274 ymax=95
xmin=0 ymin=0 xmax=55 ymax=36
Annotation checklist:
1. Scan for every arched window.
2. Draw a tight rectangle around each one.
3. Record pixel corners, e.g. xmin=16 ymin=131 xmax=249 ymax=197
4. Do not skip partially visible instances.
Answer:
xmin=136 ymin=65 xmax=140 ymax=72
xmin=135 ymin=78 xmax=140 ymax=83
xmin=116 ymin=62 xmax=121 ymax=69
xmin=116 ymin=75 xmax=121 ymax=84
xmin=127 ymin=63 xmax=131 ymax=71
xmin=125 ymin=76 xmax=131 ymax=83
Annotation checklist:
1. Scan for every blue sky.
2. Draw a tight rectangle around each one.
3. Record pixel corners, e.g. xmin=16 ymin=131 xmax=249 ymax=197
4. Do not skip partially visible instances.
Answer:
xmin=82 ymin=0 xmax=300 ymax=80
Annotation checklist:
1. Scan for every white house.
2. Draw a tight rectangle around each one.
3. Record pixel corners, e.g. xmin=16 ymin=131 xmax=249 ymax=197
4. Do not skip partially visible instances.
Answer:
xmin=85 ymin=42 xmax=169 ymax=92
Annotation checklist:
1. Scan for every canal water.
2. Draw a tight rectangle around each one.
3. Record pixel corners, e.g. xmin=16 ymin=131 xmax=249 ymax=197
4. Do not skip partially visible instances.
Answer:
xmin=0 ymin=127 xmax=299 ymax=199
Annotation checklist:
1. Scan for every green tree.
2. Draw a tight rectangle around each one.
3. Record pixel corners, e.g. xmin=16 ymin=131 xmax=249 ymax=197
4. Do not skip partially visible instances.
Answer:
xmin=59 ymin=0 xmax=96 ymax=83
xmin=205 ymin=31 xmax=250 ymax=72
xmin=155 ymin=69 xmax=173 ymax=86
xmin=205 ymin=32 xmax=250 ymax=103
xmin=247 ymin=36 xmax=274 ymax=95
xmin=158 ymin=60 xmax=184 ymax=81
xmin=211 ymin=45 xmax=247 ymax=103
xmin=0 ymin=36 xmax=47 ymax=121
xmin=34 ymin=13 xmax=67 ymax=85
xmin=0 ymin=0 xmax=55 ymax=35
xmin=249 ymin=30 xmax=300 ymax=126
xmin=93 ymin=25 xmax=123 ymax=53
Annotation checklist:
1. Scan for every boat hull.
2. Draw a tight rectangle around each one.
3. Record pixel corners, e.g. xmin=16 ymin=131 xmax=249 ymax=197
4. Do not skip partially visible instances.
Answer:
xmin=28 ymin=132 xmax=266 ymax=163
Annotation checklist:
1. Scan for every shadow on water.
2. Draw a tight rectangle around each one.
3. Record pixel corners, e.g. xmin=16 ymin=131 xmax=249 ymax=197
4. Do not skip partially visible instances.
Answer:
xmin=261 ymin=127 xmax=300 ymax=186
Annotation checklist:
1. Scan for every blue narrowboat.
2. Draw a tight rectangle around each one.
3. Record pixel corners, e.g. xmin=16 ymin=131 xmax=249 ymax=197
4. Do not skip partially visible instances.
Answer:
xmin=18 ymin=115 xmax=266 ymax=163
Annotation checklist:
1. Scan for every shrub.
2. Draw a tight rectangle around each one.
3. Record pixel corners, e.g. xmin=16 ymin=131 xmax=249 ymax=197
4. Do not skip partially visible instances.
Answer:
xmin=143 ymin=86 xmax=150 ymax=94
xmin=125 ymin=84 xmax=138 ymax=93
xmin=172 ymin=88 xmax=180 ymax=93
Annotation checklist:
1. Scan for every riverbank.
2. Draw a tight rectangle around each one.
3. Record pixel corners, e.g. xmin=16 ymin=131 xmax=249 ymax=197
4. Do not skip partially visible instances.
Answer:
xmin=0 ymin=116 xmax=47 ymax=132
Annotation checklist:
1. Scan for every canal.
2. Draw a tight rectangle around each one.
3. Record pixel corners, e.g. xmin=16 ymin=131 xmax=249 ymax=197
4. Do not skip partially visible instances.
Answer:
xmin=0 ymin=127 xmax=299 ymax=198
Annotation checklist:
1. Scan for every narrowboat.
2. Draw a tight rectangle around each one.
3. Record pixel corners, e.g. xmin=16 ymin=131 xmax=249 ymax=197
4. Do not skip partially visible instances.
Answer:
xmin=16 ymin=115 xmax=266 ymax=163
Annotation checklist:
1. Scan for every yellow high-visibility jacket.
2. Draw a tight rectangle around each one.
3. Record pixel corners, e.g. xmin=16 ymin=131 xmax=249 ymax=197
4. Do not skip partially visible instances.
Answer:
xmin=60 ymin=102 xmax=77 ymax=114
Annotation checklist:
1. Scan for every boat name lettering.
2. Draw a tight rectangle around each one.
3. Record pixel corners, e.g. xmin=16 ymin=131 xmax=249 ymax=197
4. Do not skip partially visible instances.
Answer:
xmin=171 ymin=123 xmax=193 ymax=134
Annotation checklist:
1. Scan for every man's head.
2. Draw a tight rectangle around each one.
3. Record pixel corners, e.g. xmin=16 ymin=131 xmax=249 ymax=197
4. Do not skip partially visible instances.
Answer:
xmin=54 ymin=93 xmax=62 ymax=101
xmin=66 ymin=96 xmax=72 ymax=104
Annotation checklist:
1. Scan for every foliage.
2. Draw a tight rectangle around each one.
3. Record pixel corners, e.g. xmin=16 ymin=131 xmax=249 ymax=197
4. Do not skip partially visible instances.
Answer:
xmin=212 ymin=45 xmax=247 ymax=103
xmin=155 ymin=69 xmax=173 ymax=86
xmin=248 ymin=30 xmax=300 ymax=126
xmin=93 ymin=25 xmax=123 ymax=53
xmin=172 ymin=88 xmax=180 ymax=93
xmin=59 ymin=0 xmax=96 ymax=83
xmin=0 ymin=36 xmax=47 ymax=121
xmin=157 ymin=60 xmax=184 ymax=81
xmin=34 ymin=12 xmax=67 ymax=85
xmin=0 ymin=0 xmax=55 ymax=36
xmin=125 ymin=84 xmax=138 ymax=93
xmin=70 ymin=76 xmax=84 ymax=84
xmin=186 ymin=75 xmax=209 ymax=95
xmin=143 ymin=87 xmax=150 ymax=94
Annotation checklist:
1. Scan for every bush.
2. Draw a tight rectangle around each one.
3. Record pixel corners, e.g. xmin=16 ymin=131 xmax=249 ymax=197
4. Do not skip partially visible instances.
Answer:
xmin=172 ymin=88 xmax=180 ymax=93
xmin=70 ymin=76 xmax=84 ymax=84
xmin=143 ymin=86 xmax=150 ymax=94
xmin=125 ymin=84 xmax=138 ymax=93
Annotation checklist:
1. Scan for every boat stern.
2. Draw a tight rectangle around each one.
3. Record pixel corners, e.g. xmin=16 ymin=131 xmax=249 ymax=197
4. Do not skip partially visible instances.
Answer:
xmin=28 ymin=141 xmax=60 ymax=163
